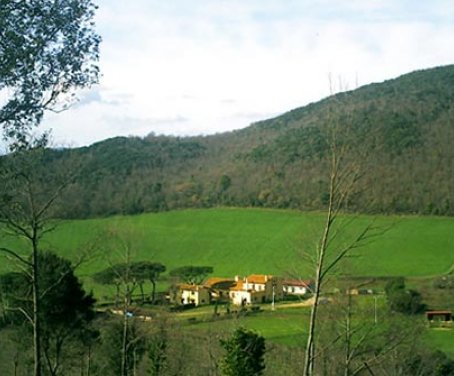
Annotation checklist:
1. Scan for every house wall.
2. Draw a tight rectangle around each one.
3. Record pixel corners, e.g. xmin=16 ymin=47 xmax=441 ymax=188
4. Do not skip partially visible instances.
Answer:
xmin=230 ymin=290 xmax=267 ymax=305
xmin=230 ymin=290 xmax=251 ymax=305
xmin=283 ymin=285 xmax=308 ymax=295
xmin=244 ymin=281 xmax=266 ymax=292
xmin=229 ymin=277 xmax=283 ymax=305
xmin=180 ymin=288 xmax=210 ymax=306
xmin=264 ymin=278 xmax=284 ymax=300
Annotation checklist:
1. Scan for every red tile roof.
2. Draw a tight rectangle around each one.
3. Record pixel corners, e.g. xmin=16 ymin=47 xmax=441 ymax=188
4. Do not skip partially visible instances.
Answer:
xmin=246 ymin=274 xmax=272 ymax=284
xmin=178 ymin=283 xmax=207 ymax=292
xmin=230 ymin=281 xmax=246 ymax=291
xmin=283 ymin=279 xmax=313 ymax=287
xmin=204 ymin=277 xmax=235 ymax=288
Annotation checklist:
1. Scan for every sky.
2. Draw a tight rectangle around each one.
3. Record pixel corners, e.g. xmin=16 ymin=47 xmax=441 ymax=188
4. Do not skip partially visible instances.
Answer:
xmin=41 ymin=0 xmax=454 ymax=147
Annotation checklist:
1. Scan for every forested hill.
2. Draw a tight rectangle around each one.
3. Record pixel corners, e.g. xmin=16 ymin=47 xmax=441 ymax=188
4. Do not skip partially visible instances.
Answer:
xmin=47 ymin=64 xmax=454 ymax=218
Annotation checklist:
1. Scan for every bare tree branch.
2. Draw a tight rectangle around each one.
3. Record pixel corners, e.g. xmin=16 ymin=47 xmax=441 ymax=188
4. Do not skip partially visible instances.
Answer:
xmin=0 ymin=246 xmax=32 ymax=267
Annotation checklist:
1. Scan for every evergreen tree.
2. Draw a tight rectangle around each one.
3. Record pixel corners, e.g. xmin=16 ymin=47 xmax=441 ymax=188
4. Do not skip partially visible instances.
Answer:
xmin=0 ymin=251 xmax=96 ymax=376
xmin=219 ymin=327 xmax=265 ymax=376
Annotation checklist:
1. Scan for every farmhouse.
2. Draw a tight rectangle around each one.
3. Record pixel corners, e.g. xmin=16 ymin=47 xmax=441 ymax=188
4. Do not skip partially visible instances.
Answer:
xmin=229 ymin=274 xmax=283 ymax=306
xmin=426 ymin=310 xmax=452 ymax=322
xmin=282 ymin=279 xmax=313 ymax=295
xmin=172 ymin=274 xmax=313 ymax=307
xmin=175 ymin=283 xmax=211 ymax=306
xmin=204 ymin=277 xmax=236 ymax=303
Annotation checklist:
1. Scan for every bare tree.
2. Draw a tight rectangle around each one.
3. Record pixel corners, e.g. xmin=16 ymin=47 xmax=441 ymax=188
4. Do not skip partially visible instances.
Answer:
xmin=0 ymin=146 xmax=96 ymax=376
xmin=1 ymin=1 xmax=100 ymax=374
xmin=0 ymin=147 xmax=67 ymax=376
xmin=301 ymin=92 xmax=386 ymax=375
xmin=96 ymin=228 xmax=148 ymax=376
xmin=315 ymin=291 xmax=423 ymax=376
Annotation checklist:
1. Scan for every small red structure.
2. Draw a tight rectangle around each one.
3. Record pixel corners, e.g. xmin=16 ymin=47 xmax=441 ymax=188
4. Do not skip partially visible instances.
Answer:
xmin=426 ymin=310 xmax=452 ymax=322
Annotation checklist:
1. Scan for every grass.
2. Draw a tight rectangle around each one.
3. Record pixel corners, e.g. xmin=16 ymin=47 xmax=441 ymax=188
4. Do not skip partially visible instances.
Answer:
xmin=179 ymin=300 xmax=454 ymax=356
xmin=424 ymin=328 xmax=454 ymax=357
xmin=2 ymin=208 xmax=454 ymax=286
xmin=181 ymin=305 xmax=310 ymax=347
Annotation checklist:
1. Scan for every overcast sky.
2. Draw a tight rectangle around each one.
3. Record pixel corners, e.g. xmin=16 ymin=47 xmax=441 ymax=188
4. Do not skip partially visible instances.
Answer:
xmin=41 ymin=0 xmax=454 ymax=147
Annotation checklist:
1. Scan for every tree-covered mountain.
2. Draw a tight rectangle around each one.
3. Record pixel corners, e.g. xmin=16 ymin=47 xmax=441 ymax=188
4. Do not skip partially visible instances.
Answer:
xmin=46 ymin=65 xmax=454 ymax=218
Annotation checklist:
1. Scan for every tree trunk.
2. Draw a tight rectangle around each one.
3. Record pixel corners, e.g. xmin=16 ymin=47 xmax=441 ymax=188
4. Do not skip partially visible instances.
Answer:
xmin=139 ymin=283 xmax=145 ymax=305
xmin=86 ymin=344 xmax=92 ymax=376
xmin=115 ymin=284 xmax=120 ymax=308
xmin=32 ymin=237 xmax=42 ymax=376
xmin=14 ymin=351 xmax=19 ymax=376
xmin=151 ymin=280 xmax=156 ymax=304
xmin=344 ymin=293 xmax=352 ymax=376
xmin=303 ymin=212 xmax=334 ymax=375
xmin=303 ymin=155 xmax=336 ymax=376
xmin=121 ymin=285 xmax=130 ymax=376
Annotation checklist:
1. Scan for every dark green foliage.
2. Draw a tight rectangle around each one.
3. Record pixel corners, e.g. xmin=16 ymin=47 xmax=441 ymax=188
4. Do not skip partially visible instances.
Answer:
xmin=0 ymin=272 xmax=28 ymax=327
xmin=83 ymin=136 xmax=206 ymax=172
xmin=0 ymin=252 xmax=96 ymax=375
xmin=0 ymin=0 xmax=100 ymax=148
xmin=404 ymin=350 xmax=454 ymax=376
xmin=433 ymin=275 xmax=454 ymax=290
xmin=92 ymin=261 xmax=166 ymax=304
xmin=219 ymin=327 xmax=266 ymax=376
xmin=219 ymin=174 xmax=232 ymax=192
xmin=382 ymin=112 xmax=422 ymax=153
xmin=384 ymin=277 xmax=406 ymax=295
xmin=431 ymin=351 xmax=454 ymax=376
xmin=131 ymin=262 xmax=166 ymax=303
xmin=388 ymin=289 xmax=425 ymax=315
xmin=1 ymin=252 xmax=95 ymax=329
xmin=249 ymin=125 xmax=327 ymax=163
xmin=169 ymin=265 xmax=213 ymax=285
xmin=92 ymin=266 xmax=121 ymax=286
xmin=385 ymin=278 xmax=426 ymax=314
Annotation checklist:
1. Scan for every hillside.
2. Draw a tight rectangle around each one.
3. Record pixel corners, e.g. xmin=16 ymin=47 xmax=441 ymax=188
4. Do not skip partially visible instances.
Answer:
xmin=2 ymin=208 xmax=451 ymax=280
xmin=45 ymin=64 xmax=454 ymax=218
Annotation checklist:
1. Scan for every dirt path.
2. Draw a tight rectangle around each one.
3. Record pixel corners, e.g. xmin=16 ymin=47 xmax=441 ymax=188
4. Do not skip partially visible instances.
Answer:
xmin=106 ymin=298 xmax=315 ymax=322
xmin=275 ymin=297 xmax=314 ymax=309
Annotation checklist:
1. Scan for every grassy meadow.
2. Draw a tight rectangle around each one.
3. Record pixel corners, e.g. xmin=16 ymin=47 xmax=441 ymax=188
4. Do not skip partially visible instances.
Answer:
xmin=2 ymin=208 xmax=454 ymax=288
xmin=186 ymin=306 xmax=310 ymax=346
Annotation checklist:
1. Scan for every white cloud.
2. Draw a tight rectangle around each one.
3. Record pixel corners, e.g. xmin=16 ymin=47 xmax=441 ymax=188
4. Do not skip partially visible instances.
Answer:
xmin=40 ymin=0 xmax=454 ymax=146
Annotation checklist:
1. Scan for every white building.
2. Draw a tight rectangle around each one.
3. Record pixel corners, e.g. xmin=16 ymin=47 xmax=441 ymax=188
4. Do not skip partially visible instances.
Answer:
xmin=229 ymin=274 xmax=283 ymax=306
xmin=282 ymin=279 xmax=313 ymax=295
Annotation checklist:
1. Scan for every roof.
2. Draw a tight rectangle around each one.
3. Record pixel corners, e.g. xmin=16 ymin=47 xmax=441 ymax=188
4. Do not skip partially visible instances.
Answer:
xmin=178 ymin=283 xmax=208 ymax=292
xmin=230 ymin=281 xmax=246 ymax=292
xmin=204 ymin=277 xmax=235 ymax=288
xmin=229 ymin=280 xmax=268 ymax=293
xmin=246 ymin=274 xmax=272 ymax=284
xmin=283 ymin=279 xmax=313 ymax=288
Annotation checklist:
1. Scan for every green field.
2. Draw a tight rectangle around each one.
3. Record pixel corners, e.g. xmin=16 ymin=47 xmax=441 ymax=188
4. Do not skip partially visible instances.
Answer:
xmin=188 ymin=306 xmax=310 ymax=346
xmin=2 ymin=208 xmax=454 ymax=285
xmin=425 ymin=329 xmax=454 ymax=358
xmin=178 ymin=301 xmax=454 ymax=361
